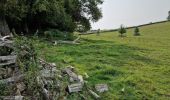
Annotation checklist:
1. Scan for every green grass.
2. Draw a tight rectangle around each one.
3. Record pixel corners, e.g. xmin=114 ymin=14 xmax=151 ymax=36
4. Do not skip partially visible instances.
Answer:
xmin=35 ymin=21 xmax=170 ymax=99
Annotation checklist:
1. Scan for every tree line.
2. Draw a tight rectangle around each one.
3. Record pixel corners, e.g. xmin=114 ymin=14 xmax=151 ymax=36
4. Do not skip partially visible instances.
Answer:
xmin=0 ymin=0 xmax=103 ymax=35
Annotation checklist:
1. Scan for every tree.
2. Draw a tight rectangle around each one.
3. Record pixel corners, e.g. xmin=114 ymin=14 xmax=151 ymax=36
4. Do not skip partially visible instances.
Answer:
xmin=0 ymin=0 xmax=10 ymax=35
xmin=167 ymin=11 xmax=170 ymax=21
xmin=134 ymin=27 xmax=140 ymax=36
xmin=118 ymin=25 xmax=126 ymax=37
xmin=0 ymin=0 xmax=29 ymax=35
xmin=1 ymin=0 xmax=104 ymax=35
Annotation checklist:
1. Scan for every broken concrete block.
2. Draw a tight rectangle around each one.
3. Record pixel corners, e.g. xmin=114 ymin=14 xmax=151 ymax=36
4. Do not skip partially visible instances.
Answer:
xmin=15 ymin=96 xmax=24 ymax=100
xmin=0 ymin=74 xmax=24 ymax=85
xmin=95 ymin=84 xmax=108 ymax=93
xmin=7 ymin=67 xmax=13 ymax=77
xmin=78 ymin=75 xmax=84 ymax=84
xmin=40 ymin=69 xmax=56 ymax=79
xmin=62 ymin=67 xmax=79 ymax=82
xmin=68 ymin=83 xmax=83 ymax=93
xmin=51 ymin=63 xmax=56 ymax=67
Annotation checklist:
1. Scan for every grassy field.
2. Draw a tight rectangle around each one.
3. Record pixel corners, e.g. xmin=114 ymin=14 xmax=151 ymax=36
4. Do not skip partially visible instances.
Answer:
xmin=35 ymin=21 xmax=170 ymax=99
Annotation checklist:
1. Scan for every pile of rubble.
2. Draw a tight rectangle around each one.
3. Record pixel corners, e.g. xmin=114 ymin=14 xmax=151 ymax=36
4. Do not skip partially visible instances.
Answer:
xmin=0 ymin=35 xmax=108 ymax=100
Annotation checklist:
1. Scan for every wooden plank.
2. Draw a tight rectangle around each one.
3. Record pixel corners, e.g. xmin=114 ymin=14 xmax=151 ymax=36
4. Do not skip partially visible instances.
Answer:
xmin=68 ymin=83 xmax=83 ymax=93
xmin=89 ymin=90 xmax=100 ymax=99
xmin=0 ymin=40 xmax=14 ymax=48
xmin=0 ymin=74 xmax=24 ymax=85
xmin=73 ymin=36 xmax=80 ymax=43
xmin=0 ymin=35 xmax=12 ymax=41
xmin=0 ymin=96 xmax=24 ymax=100
xmin=63 ymin=68 xmax=79 ymax=82
xmin=95 ymin=84 xmax=108 ymax=93
xmin=0 ymin=55 xmax=17 ymax=66
xmin=0 ymin=55 xmax=17 ymax=61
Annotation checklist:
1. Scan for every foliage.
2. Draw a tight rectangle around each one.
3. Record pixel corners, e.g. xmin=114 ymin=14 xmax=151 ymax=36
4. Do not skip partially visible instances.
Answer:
xmin=118 ymin=25 xmax=127 ymax=37
xmin=44 ymin=29 xmax=74 ymax=40
xmin=2 ymin=0 xmax=103 ymax=35
xmin=14 ymin=36 xmax=41 ymax=97
xmin=134 ymin=27 xmax=140 ymax=36
xmin=0 ymin=83 xmax=10 ymax=96
xmin=167 ymin=11 xmax=170 ymax=21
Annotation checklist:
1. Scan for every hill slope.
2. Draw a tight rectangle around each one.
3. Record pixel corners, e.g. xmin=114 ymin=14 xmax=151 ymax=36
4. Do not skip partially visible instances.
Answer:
xmin=36 ymin=21 xmax=170 ymax=99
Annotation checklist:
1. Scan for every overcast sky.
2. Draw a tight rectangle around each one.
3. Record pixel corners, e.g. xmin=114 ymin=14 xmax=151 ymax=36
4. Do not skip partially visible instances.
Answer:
xmin=91 ymin=0 xmax=170 ymax=30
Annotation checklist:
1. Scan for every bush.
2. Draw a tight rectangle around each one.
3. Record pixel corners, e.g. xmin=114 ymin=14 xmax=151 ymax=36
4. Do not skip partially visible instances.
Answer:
xmin=118 ymin=25 xmax=126 ymax=37
xmin=44 ymin=29 xmax=74 ymax=41
xmin=14 ymin=36 xmax=40 ymax=96
xmin=134 ymin=27 xmax=140 ymax=36
xmin=167 ymin=11 xmax=170 ymax=21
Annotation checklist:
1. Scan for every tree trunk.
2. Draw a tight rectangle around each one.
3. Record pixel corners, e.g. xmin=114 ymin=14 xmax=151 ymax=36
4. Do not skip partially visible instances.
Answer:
xmin=0 ymin=16 xmax=10 ymax=36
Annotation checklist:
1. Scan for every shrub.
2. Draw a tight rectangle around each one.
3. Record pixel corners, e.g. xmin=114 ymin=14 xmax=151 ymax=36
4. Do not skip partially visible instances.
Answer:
xmin=167 ymin=11 xmax=170 ymax=21
xmin=44 ymin=29 xmax=74 ymax=41
xmin=118 ymin=25 xmax=126 ymax=37
xmin=14 ymin=36 xmax=40 ymax=96
xmin=134 ymin=27 xmax=140 ymax=36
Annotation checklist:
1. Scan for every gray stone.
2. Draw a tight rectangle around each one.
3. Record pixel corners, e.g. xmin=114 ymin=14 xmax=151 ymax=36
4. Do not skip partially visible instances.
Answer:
xmin=68 ymin=83 xmax=83 ymax=93
xmin=78 ymin=75 xmax=84 ymax=84
xmin=16 ymin=82 xmax=26 ymax=92
xmin=95 ymin=84 xmax=108 ymax=93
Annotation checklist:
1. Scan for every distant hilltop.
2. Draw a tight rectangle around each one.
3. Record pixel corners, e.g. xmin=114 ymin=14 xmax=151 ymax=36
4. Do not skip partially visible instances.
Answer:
xmin=80 ymin=20 xmax=169 ymax=35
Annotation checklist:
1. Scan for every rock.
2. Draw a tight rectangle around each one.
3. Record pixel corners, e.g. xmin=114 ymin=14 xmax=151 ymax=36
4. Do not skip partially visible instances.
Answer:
xmin=78 ymin=75 xmax=84 ymax=84
xmin=62 ymin=67 xmax=79 ymax=82
xmin=95 ymin=84 xmax=108 ymax=93
xmin=40 ymin=69 xmax=56 ymax=79
xmin=62 ymin=66 xmax=75 ymax=72
xmin=0 ymin=74 xmax=24 ymax=85
xmin=7 ymin=67 xmax=13 ymax=77
xmin=15 ymin=89 xmax=21 ymax=96
xmin=69 ymin=77 xmax=74 ymax=82
xmin=84 ymin=73 xmax=89 ymax=79
xmin=51 ymin=63 xmax=56 ymax=67
xmin=68 ymin=66 xmax=75 ymax=71
xmin=16 ymin=82 xmax=26 ymax=92
xmin=15 ymin=96 xmax=24 ymax=100
xmin=68 ymin=83 xmax=83 ymax=93
xmin=42 ymin=88 xmax=50 ymax=100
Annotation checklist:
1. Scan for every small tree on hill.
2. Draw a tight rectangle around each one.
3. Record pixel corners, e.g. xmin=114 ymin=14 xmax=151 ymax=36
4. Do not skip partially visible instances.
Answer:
xmin=118 ymin=25 xmax=126 ymax=37
xmin=134 ymin=27 xmax=140 ymax=36
xmin=96 ymin=29 xmax=100 ymax=36
xmin=167 ymin=11 xmax=170 ymax=21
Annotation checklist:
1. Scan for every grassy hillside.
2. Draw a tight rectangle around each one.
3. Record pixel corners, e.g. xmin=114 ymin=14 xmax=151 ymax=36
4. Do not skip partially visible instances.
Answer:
xmin=35 ymin=21 xmax=170 ymax=99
